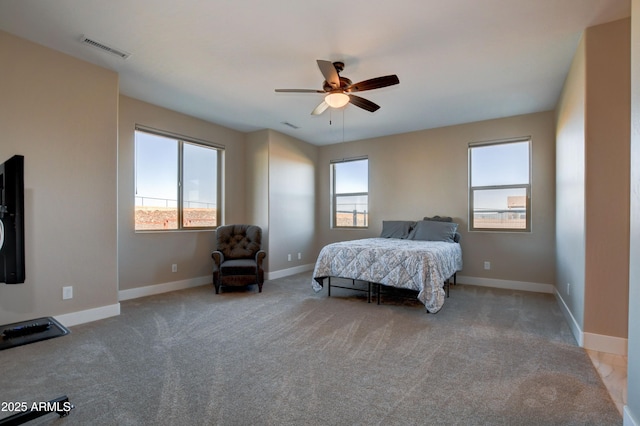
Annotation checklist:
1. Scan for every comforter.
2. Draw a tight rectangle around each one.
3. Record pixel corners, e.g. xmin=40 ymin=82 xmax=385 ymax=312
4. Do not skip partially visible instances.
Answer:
xmin=312 ymin=238 xmax=463 ymax=313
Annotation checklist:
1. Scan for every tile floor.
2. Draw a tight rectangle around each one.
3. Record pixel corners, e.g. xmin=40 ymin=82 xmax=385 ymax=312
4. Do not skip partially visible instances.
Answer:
xmin=587 ymin=349 xmax=628 ymax=416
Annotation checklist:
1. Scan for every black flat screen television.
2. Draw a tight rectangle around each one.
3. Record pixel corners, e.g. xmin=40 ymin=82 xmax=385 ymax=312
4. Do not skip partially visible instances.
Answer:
xmin=0 ymin=155 xmax=25 ymax=284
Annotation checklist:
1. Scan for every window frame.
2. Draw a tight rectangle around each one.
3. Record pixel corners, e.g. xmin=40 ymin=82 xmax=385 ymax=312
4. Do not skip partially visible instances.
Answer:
xmin=468 ymin=137 xmax=532 ymax=232
xmin=134 ymin=125 xmax=223 ymax=232
xmin=331 ymin=157 xmax=369 ymax=229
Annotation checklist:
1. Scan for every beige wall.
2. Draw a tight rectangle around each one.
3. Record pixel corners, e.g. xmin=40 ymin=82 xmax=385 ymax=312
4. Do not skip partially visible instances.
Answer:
xmin=267 ymin=130 xmax=317 ymax=272
xmin=118 ymin=95 xmax=246 ymax=291
xmin=556 ymin=35 xmax=587 ymax=326
xmin=555 ymin=18 xmax=630 ymax=341
xmin=316 ymin=111 xmax=556 ymax=286
xmin=0 ymin=31 xmax=118 ymax=323
xmin=245 ymin=130 xmax=270 ymax=253
xmin=584 ymin=19 xmax=631 ymax=338
xmin=246 ymin=129 xmax=318 ymax=274
xmin=628 ymin=1 xmax=640 ymax=421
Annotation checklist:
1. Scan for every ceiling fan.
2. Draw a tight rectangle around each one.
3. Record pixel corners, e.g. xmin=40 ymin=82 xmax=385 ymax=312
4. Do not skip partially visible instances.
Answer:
xmin=275 ymin=60 xmax=399 ymax=115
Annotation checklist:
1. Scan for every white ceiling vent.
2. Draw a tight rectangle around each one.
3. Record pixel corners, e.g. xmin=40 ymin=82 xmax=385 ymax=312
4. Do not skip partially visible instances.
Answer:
xmin=80 ymin=35 xmax=131 ymax=59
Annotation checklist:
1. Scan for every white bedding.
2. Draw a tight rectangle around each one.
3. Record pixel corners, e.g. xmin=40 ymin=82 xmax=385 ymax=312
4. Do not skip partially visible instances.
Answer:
xmin=312 ymin=238 xmax=463 ymax=313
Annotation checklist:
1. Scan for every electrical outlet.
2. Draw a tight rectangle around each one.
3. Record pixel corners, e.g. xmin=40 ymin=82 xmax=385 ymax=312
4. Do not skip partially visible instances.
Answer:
xmin=287 ymin=254 xmax=292 ymax=262
xmin=172 ymin=264 xmax=177 ymax=273
xmin=297 ymin=252 xmax=302 ymax=260
xmin=484 ymin=261 xmax=491 ymax=270
xmin=567 ymin=282 xmax=571 ymax=295
xmin=62 ymin=286 xmax=73 ymax=300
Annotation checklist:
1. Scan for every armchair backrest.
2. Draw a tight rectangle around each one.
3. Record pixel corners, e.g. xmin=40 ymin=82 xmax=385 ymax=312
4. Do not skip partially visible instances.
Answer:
xmin=216 ymin=224 xmax=262 ymax=260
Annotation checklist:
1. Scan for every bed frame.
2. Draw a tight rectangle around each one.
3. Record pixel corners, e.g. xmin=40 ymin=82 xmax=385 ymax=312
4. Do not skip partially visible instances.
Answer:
xmin=320 ymin=272 xmax=457 ymax=306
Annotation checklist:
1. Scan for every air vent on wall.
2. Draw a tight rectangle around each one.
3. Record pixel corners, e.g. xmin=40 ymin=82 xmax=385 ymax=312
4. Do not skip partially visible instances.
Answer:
xmin=79 ymin=35 xmax=131 ymax=59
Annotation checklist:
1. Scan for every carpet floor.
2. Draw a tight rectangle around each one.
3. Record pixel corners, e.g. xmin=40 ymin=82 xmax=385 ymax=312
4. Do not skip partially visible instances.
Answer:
xmin=0 ymin=272 xmax=621 ymax=425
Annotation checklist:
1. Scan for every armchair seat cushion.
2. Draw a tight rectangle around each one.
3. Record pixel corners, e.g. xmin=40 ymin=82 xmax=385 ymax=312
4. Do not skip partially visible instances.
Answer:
xmin=220 ymin=259 xmax=257 ymax=275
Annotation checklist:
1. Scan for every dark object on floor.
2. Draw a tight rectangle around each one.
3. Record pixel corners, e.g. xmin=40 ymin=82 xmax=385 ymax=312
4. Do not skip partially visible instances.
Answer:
xmin=212 ymin=224 xmax=266 ymax=294
xmin=0 ymin=395 xmax=74 ymax=425
xmin=0 ymin=317 xmax=69 ymax=351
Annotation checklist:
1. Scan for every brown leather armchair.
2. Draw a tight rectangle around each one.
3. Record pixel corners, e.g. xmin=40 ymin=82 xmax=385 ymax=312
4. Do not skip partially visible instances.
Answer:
xmin=211 ymin=224 xmax=266 ymax=293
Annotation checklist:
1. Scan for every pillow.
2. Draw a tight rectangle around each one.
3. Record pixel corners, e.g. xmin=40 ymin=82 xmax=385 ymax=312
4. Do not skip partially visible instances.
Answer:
xmin=410 ymin=220 xmax=458 ymax=243
xmin=422 ymin=216 xmax=461 ymax=242
xmin=380 ymin=220 xmax=415 ymax=239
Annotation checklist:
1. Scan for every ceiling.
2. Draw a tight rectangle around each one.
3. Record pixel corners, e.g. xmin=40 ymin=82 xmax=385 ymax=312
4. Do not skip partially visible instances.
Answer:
xmin=0 ymin=0 xmax=631 ymax=146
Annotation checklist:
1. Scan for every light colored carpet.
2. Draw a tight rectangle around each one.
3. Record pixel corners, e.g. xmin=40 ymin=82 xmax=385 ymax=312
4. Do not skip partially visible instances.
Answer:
xmin=0 ymin=273 xmax=621 ymax=425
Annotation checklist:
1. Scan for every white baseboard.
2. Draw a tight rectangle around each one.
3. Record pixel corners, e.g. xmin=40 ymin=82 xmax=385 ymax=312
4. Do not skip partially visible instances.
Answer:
xmin=54 ymin=303 xmax=121 ymax=328
xmin=625 ymin=406 xmax=639 ymax=426
xmin=555 ymin=289 xmax=583 ymax=346
xmin=583 ymin=332 xmax=628 ymax=355
xmin=119 ymin=275 xmax=211 ymax=301
xmin=266 ymin=263 xmax=314 ymax=280
xmin=555 ymin=289 xmax=627 ymax=355
xmin=457 ymin=276 xmax=627 ymax=355
xmin=456 ymin=275 xmax=555 ymax=294
xmin=53 ymin=271 xmax=629 ymax=356
xmin=52 ymin=276 xmax=212 ymax=328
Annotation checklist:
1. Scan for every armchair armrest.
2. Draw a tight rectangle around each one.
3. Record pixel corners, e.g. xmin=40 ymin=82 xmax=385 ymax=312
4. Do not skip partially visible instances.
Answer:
xmin=255 ymin=250 xmax=266 ymax=268
xmin=211 ymin=251 xmax=225 ymax=270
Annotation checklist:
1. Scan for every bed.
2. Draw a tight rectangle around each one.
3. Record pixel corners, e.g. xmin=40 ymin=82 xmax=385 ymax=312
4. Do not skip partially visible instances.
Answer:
xmin=312 ymin=218 xmax=463 ymax=313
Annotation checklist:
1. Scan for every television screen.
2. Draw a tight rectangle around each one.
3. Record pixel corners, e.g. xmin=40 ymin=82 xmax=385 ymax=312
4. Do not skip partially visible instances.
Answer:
xmin=0 ymin=155 xmax=25 ymax=284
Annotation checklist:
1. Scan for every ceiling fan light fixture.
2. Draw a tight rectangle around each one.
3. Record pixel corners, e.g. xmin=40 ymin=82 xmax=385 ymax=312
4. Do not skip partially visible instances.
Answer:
xmin=325 ymin=92 xmax=350 ymax=108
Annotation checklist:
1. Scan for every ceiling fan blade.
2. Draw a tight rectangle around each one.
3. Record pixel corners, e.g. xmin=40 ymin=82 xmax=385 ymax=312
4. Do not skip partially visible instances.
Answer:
xmin=346 ymin=75 xmax=399 ymax=92
xmin=348 ymin=95 xmax=380 ymax=112
xmin=317 ymin=60 xmax=340 ymax=89
xmin=311 ymin=100 xmax=329 ymax=115
xmin=275 ymin=89 xmax=325 ymax=93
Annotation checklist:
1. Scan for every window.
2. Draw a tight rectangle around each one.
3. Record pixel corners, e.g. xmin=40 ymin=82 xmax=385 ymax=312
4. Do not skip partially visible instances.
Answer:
xmin=134 ymin=127 xmax=222 ymax=231
xmin=331 ymin=157 xmax=368 ymax=228
xmin=469 ymin=138 xmax=531 ymax=231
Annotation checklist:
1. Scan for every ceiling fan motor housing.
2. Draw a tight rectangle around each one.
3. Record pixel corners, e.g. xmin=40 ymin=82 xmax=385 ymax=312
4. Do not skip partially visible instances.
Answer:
xmin=323 ymin=76 xmax=352 ymax=92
